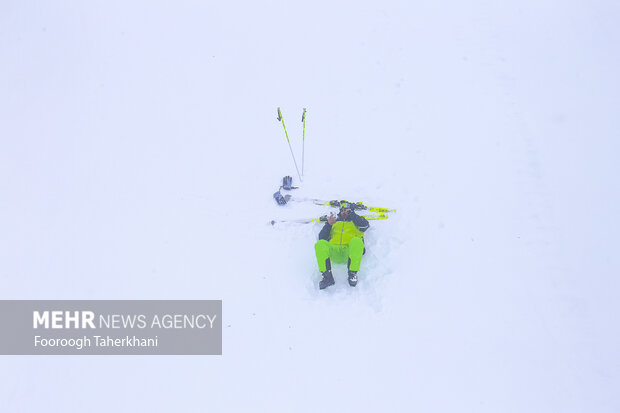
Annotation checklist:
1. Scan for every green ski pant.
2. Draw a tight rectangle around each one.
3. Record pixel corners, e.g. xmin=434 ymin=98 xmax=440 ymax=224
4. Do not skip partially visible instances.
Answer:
xmin=314 ymin=237 xmax=365 ymax=272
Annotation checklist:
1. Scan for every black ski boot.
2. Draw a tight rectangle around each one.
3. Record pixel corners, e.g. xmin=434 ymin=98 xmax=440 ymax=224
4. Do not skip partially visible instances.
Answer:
xmin=348 ymin=270 xmax=358 ymax=287
xmin=319 ymin=270 xmax=335 ymax=290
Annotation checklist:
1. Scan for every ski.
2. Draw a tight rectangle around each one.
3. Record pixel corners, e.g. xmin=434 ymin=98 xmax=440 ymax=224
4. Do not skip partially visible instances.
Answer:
xmin=288 ymin=197 xmax=396 ymax=213
xmin=270 ymin=213 xmax=389 ymax=225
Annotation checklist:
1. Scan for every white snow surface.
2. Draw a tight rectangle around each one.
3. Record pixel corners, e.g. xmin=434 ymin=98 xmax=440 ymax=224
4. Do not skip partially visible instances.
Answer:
xmin=1 ymin=1 xmax=620 ymax=412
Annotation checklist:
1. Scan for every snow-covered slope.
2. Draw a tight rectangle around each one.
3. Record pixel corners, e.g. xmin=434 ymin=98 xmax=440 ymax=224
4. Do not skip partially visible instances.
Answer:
xmin=1 ymin=1 xmax=619 ymax=412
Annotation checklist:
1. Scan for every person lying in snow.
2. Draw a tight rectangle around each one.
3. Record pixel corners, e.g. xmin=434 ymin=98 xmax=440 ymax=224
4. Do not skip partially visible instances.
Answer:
xmin=314 ymin=202 xmax=369 ymax=289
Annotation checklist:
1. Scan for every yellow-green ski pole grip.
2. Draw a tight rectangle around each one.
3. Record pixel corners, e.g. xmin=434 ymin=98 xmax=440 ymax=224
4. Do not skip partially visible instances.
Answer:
xmin=277 ymin=107 xmax=291 ymax=142
xmin=302 ymin=108 xmax=307 ymax=140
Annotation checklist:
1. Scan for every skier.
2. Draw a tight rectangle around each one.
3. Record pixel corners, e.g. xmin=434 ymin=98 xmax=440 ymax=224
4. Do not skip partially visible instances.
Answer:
xmin=315 ymin=202 xmax=369 ymax=289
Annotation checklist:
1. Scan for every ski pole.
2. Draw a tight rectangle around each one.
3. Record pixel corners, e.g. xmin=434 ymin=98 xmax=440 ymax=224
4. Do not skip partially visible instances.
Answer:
xmin=277 ymin=107 xmax=302 ymax=182
xmin=301 ymin=108 xmax=307 ymax=177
